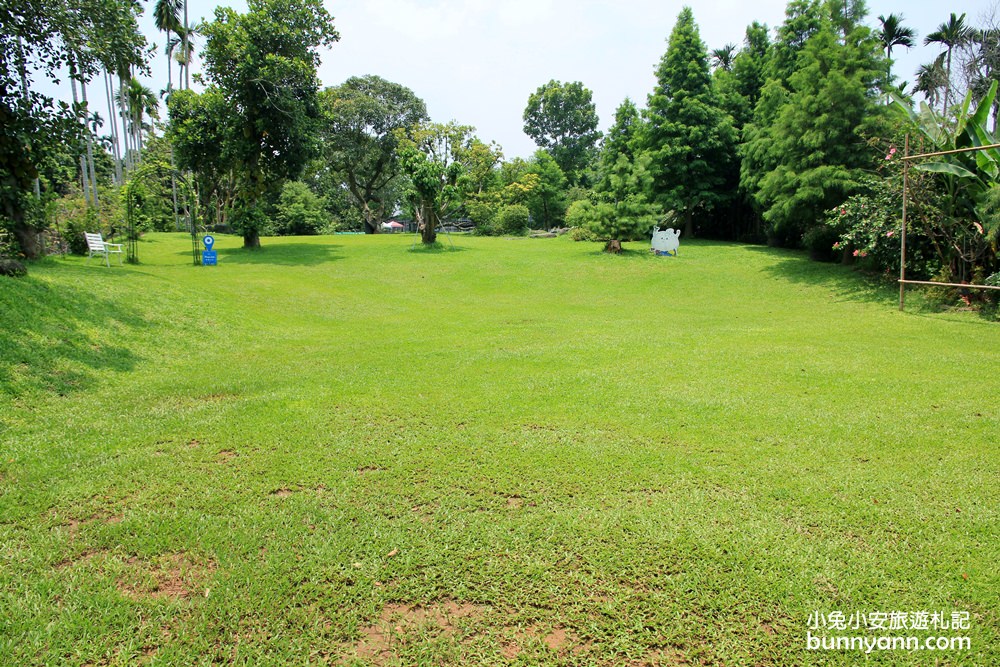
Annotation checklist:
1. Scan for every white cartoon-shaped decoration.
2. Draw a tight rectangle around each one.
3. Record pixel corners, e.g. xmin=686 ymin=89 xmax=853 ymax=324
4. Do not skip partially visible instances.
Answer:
xmin=651 ymin=227 xmax=681 ymax=256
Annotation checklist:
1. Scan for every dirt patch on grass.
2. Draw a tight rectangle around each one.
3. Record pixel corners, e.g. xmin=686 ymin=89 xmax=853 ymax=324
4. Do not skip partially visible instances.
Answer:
xmin=354 ymin=600 xmax=486 ymax=663
xmin=216 ymin=449 xmax=237 ymax=463
xmin=116 ymin=552 xmax=216 ymax=601
xmin=270 ymin=488 xmax=293 ymax=498
xmin=356 ymin=465 xmax=384 ymax=474
xmin=501 ymin=624 xmax=591 ymax=659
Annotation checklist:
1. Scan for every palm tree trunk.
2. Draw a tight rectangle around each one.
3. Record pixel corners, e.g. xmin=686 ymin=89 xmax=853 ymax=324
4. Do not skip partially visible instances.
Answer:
xmin=183 ymin=0 xmax=190 ymax=90
xmin=943 ymin=49 xmax=952 ymax=116
xmin=80 ymin=81 xmax=100 ymax=210
xmin=104 ymin=72 xmax=123 ymax=185
xmin=69 ymin=70 xmax=92 ymax=206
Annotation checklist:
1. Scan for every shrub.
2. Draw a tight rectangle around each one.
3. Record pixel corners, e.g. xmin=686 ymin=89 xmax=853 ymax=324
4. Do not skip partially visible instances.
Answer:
xmin=273 ymin=181 xmax=330 ymax=236
xmin=802 ymin=225 xmax=841 ymax=262
xmin=569 ymin=226 xmax=600 ymax=242
xmin=494 ymin=204 xmax=530 ymax=236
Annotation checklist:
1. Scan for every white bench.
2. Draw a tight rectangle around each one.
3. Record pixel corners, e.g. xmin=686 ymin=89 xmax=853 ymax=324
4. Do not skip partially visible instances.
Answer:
xmin=85 ymin=232 xmax=124 ymax=267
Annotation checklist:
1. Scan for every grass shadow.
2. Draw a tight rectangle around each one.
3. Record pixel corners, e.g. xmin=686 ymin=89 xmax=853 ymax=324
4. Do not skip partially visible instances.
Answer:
xmin=406 ymin=240 xmax=468 ymax=253
xmin=0 ymin=273 xmax=145 ymax=398
xmin=210 ymin=242 xmax=344 ymax=266
xmin=742 ymin=244 xmax=900 ymax=306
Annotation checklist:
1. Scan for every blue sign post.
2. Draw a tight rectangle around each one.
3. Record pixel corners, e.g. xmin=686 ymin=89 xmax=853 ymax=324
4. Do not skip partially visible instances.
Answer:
xmin=202 ymin=235 xmax=217 ymax=266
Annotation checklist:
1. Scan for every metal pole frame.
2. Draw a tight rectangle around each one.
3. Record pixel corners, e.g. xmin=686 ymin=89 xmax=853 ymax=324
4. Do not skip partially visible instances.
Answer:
xmin=897 ymin=139 xmax=1000 ymax=312
xmin=123 ymin=163 xmax=201 ymax=266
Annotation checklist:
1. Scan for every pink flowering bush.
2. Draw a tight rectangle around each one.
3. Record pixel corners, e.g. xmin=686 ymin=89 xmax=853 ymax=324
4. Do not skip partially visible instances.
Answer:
xmin=822 ymin=176 xmax=939 ymax=276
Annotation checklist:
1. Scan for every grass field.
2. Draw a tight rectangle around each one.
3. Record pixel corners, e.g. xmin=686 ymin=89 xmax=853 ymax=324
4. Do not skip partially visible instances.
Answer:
xmin=1 ymin=232 xmax=997 ymax=666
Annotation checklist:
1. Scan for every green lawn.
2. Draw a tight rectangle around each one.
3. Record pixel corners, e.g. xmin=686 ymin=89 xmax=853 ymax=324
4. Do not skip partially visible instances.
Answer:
xmin=1 ymin=232 xmax=997 ymax=666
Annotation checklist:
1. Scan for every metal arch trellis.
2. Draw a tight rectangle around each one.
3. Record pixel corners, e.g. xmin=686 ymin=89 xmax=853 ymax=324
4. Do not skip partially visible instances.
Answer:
xmin=898 ymin=136 xmax=1000 ymax=311
xmin=123 ymin=162 xmax=201 ymax=266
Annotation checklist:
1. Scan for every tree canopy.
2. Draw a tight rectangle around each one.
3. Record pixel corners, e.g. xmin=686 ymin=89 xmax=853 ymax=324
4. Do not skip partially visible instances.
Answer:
xmin=522 ymin=80 xmax=601 ymax=185
xmin=319 ymin=75 xmax=427 ymax=234
xmin=198 ymin=0 xmax=339 ymax=248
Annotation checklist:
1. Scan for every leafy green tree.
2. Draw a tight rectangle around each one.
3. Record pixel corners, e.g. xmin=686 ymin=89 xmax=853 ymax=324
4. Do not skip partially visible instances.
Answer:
xmin=466 ymin=159 xmax=539 ymax=235
xmin=756 ymin=20 xmax=884 ymax=245
xmin=644 ymin=6 xmax=736 ymax=237
xmin=396 ymin=122 xmax=474 ymax=245
xmin=525 ymin=150 xmax=568 ymax=230
xmin=200 ymin=0 xmax=339 ymax=248
xmin=167 ymin=88 xmax=239 ymax=230
xmin=274 ymin=180 xmax=330 ymax=235
xmin=924 ymin=13 xmax=974 ymax=115
xmin=522 ymin=80 xmax=601 ymax=184
xmin=893 ymin=81 xmax=1000 ymax=282
xmin=319 ymin=76 xmax=427 ymax=234
xmin=1 ymin=0 xmax=146 ymax=257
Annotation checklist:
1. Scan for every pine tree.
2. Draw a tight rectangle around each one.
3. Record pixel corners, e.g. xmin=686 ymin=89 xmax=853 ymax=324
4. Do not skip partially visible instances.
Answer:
xmin=644 ymin=6 xmax=736 ymax=237
xmin=756 ymin=20 xmax=885 ymax=245
xmin=598 ymin=98 xmax=642 ymax=186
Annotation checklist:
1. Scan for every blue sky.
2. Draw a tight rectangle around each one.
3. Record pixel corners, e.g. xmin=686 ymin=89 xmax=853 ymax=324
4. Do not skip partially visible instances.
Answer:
xmin=56 ymin=0 xmax=1000 ymax=159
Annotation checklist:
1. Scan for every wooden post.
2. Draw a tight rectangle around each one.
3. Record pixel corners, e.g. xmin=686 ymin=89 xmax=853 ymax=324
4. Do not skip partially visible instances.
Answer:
xmin=899 ymin=135 xmax=909 ymax=312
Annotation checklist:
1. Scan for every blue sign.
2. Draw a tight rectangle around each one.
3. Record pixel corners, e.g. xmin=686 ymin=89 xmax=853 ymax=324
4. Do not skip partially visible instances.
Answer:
xmin=203 ymin=235 xmax=215 ymax=250
xmin=202 ymin=250 xmax=217 ymax=266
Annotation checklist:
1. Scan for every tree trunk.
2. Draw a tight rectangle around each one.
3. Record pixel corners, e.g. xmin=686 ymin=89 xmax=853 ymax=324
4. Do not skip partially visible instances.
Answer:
xmin=244 ymin=228 xmax=261 ymax=249
xmin=604 ymin=239 xmax=622 ymax=254
xmin=69 ymin=73 xmax=92 ymax=206
xmin=81 ymin=81 xmax=100 ymax=210
xmin=683 ymin=209 xmax=694 ymax=239
xmin=105 ymin=72 xmax=122 ymax=184
xmin=11 ymin=219 xmax=42 ymax=259
xmin=420 ymin=203 xmax=437 ymax=244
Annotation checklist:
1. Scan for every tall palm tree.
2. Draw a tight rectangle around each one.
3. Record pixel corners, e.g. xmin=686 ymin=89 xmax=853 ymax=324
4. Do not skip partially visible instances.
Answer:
xmin=913 ymin=54 xmax=948 ymax=111
xmin=174 ymin=24 xmax=198 ymax=89
xmin=711 ymin=44 xmax=738 ymax=72
xmin=119 ymin=78 xmax=159 ymax=164
xmin=154 ymin=0 xmax=183 ymax=95
xmin=878 ymin=14 xmax=916 ymax=102
xmin=924 ymin=13 xmax=975 ymax=115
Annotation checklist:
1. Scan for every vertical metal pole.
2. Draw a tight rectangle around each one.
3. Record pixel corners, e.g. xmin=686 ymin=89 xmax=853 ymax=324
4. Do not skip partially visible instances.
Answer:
xmin=899 ymin=134 xmax=909 ymax=311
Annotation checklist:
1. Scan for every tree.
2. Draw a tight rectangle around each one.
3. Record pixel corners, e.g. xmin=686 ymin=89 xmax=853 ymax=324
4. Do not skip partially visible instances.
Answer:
xmin=755 ymin=20 xmax=884 ymax=245
xmin=711 ymin=44 xmax=738 ymax=72
xmin=878 ymin=14 xmax=916 ymax=101
xmin=154 ymin=0 xmax=183 ymax=95
xmin=319 ymin=76 xmax=427 ymax=233
xmin=199 ymin=0 xmax=339 ymax=248
xmin=167 ymin=88 xmax=239 ymax=229
xmin=1 ymin=0 xmax=146 ymax=258
xmin=274 ymin=180 xmax=329 ymax=235
xmin=525 ymin=150 xmax=568 ymax=230
xmin=925 ymin=13 xmax=975 ymax=115
xmin=119 ymin=78 xmax=159 ymax=161
xmin=914 ymin=54 xmax=948 ymax=110
xmin=644 ymin=6 xmax=737 ymax=237
xmin=522 ymin=80 xmax=601 ymax=184
xmin=585 ymin=152 xmax=662 ymax=251
xmin=599 ymin=98 xmax=642 ymax=175
xmin=395 ymin=121 xmax=474 ymax=245
xmin=769 ymin=0 xmax=826 ymax=86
